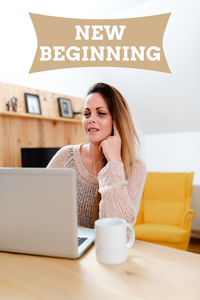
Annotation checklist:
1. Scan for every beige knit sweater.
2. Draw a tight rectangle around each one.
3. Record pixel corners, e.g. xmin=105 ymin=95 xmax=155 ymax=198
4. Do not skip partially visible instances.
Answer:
xmin=47 ymin=144 xmax=146 ymax=228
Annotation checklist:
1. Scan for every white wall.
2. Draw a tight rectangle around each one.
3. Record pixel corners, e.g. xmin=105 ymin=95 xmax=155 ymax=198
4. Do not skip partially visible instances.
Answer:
xmin=143 ymin=131 xmax=200 ymax=185
xmin=143 ymin=131 xmax=200 ymax=234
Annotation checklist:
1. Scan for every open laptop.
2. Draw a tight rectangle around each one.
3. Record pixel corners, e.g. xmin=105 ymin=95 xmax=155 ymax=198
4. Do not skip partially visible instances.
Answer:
xmin=0 ymin=168 xmax=95 ymax=258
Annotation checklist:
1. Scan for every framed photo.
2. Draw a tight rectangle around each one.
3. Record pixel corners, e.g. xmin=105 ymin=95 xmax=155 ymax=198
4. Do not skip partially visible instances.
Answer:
xmin=25 ymin=93 xmax=41 ymax=115
xmin=57 ymin=97 xmax=73 ymax=118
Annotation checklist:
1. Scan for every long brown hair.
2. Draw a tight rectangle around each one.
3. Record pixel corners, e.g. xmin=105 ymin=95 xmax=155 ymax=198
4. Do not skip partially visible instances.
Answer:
xmin=85 ymin=83 xmax=140 ymax=224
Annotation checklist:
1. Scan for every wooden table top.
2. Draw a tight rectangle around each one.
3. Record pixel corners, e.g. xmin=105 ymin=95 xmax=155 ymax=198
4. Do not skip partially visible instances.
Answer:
xmin=0 ymin=240 xmax=199 ymax=300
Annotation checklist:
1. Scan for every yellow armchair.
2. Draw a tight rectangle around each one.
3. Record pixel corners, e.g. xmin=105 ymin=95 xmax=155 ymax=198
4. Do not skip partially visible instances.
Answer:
xmin=134 ymin=172 xmax=195 ymax=250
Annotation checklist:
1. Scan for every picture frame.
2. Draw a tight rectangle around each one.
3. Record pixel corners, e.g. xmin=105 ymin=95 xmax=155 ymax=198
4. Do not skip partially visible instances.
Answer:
xmin=24 ymin=93 xmax=41 ymax=115
xmin=57 ymin=97 xmax=74 ymax=118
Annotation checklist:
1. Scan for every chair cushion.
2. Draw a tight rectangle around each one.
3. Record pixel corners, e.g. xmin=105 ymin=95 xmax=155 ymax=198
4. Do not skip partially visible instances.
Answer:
xmin=135 ymin=223 xmax=188 ymax=243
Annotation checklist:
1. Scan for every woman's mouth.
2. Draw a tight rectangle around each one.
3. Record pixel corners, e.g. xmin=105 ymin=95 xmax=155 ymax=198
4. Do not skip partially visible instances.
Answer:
xmin=88 ymin=128 xmax=99 ymax=132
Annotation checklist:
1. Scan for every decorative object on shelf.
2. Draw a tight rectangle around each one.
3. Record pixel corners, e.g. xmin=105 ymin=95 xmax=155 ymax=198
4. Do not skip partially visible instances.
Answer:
xmin=25 ymin=93 xmax=41 ymax=115
xmin=11 ymin=97 xmax=17 ymax=112
xmin=57 ymin=97 xmax=73 ymax=118
xmin=6 ymin=101 xmax=10 ymax=111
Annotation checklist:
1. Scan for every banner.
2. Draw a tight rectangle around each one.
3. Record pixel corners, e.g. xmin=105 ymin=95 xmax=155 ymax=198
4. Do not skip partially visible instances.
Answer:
xmin=29 ymin=13 xmax=171 ymax=73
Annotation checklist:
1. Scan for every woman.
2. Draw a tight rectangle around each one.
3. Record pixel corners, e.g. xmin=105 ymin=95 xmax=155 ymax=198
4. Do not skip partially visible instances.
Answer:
xmin=47 ymin=82 xmax=146 ymax=228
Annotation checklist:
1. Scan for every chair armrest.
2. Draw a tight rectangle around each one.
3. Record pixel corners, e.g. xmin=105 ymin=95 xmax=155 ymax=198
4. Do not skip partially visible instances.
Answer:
xmin=180 ymin=209 xmax=196 ymax=230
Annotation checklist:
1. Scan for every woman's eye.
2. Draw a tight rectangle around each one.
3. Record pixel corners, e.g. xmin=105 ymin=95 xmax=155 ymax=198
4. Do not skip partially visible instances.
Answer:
xmin=83 ymin=112 xmax=106 ymax=118
xmin=83 ymin=113 xmax=90 ymax=117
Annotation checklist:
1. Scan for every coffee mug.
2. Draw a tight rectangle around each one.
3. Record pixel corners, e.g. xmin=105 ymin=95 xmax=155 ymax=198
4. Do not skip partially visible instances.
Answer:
xmin=95 ymin=218 xmax=135 ymax=265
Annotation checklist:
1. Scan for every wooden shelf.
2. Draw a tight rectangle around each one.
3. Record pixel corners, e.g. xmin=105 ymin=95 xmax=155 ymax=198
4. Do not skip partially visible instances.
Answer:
xmin=0 ymin=111 xmax=82 ymax=124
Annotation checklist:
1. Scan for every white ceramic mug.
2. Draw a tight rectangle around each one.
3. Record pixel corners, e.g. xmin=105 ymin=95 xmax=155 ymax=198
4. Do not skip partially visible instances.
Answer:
xmin=95 ymin=218 xmax=135 ymax=265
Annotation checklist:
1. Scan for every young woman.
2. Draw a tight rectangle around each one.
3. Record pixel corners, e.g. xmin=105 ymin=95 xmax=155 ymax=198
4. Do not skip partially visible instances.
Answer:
xmin=47 ymin=82 xmax=146 ymax=228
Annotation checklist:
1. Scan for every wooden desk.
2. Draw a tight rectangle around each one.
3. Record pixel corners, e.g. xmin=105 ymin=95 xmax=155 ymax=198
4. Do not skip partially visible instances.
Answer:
xmin=0 ymin=240 xmax=199 ymax=300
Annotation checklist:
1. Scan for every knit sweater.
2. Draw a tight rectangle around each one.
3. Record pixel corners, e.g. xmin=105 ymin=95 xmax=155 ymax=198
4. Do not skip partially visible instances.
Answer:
xmin=47 ymin=144 xmax=146 ymax=228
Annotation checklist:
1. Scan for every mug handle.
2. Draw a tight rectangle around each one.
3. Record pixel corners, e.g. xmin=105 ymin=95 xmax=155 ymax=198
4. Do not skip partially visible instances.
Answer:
xmin=126 ymin=223 xmax=135 ymax=248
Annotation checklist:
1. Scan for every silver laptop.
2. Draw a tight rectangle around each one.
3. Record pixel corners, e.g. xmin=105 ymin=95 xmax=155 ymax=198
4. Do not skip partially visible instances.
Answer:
xmin=0 ymin=168 xmax=95 ymax=258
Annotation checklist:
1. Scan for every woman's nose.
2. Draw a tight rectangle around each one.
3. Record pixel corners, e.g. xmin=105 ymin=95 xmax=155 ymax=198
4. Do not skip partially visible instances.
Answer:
xmin=88 ymin=113 xmax=97 ymax=123
xmin=88 ymin=118 xmax=96 ymax=123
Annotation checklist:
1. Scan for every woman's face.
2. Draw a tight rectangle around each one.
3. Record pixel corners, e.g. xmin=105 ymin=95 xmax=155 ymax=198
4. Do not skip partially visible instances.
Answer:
xmin=82 ymin=93 xmax=113 ymax=145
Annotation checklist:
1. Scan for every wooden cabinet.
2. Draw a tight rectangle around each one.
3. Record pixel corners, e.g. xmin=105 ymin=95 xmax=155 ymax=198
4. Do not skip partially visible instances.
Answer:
xmin=0 ymin=82 xmax=87 ymax=167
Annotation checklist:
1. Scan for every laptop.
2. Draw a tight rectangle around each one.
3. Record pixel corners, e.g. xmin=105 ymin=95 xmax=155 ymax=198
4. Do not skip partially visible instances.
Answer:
xmin=0 ymin=168 xmax=95 ymax=258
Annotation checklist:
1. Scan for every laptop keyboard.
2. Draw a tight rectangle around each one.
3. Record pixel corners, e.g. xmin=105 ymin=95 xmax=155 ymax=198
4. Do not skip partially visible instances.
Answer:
xmin=78 ymin=237 xmax=88 ymax=246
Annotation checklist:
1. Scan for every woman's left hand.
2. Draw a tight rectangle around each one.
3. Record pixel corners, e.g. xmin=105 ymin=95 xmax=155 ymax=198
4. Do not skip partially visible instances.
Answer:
xmin=99 ymin=121 xmax=122 ymax=162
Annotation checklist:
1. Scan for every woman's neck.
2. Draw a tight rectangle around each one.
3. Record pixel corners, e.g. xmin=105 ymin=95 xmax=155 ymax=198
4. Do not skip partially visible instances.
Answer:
xmin=88 ymin=143 xmax=104 ymax=162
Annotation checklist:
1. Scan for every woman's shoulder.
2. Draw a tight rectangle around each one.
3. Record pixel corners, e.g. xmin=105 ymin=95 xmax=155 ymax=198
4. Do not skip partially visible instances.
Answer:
xmin=47 ymin=144 xmax=82 ymax=168
xmin=57 ymin=143 xmax=83 ymax=154
xmin=58 ymin=144 xmax=76 ymax=152
xmin=53 ymin=144 xmax=73 ymax=158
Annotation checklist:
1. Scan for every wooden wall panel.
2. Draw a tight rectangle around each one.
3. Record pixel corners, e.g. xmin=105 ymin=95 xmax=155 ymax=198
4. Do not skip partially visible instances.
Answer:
xmin=0 ymin=82 xmax=87 ymax=167
xmin=0 ymin=82 xmax=83 ymax=117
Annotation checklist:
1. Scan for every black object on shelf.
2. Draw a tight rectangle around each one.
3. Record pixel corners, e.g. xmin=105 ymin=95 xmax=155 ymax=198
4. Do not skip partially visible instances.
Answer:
xmin=21 ymin=147 xmax=60 ymax=168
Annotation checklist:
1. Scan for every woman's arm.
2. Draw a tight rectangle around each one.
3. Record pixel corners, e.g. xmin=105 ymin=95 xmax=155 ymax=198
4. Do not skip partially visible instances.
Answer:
xmin=98 ymin=159 xmax=146 ymax=225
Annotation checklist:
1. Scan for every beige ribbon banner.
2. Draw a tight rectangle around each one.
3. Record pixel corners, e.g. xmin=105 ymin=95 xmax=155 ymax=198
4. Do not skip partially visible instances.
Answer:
xmin=29 ymin=13 xmax=171 ymax=73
